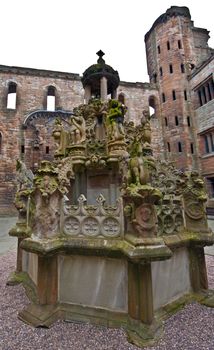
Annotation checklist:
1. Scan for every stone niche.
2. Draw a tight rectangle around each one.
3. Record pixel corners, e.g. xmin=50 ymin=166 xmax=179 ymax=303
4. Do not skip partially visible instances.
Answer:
xmin=8 ymin=53 xmax=214 ymax=348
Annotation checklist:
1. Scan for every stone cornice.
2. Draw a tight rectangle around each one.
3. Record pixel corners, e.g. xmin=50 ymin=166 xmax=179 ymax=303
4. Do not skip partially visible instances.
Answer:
xmin=0 ymin=64 xmax=81 ymax=81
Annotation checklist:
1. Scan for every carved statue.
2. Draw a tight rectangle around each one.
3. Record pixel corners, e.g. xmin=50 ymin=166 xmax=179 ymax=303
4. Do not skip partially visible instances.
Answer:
xmin=16 ymin=159 xmax=34 ymax=191
xmin=140 ymin=110 xmax=151 ymax=144
xmin=128 ymin=142 xmax=150 ymax=186
xmin=70 ymin=115 xmax=86 ymax=144
xmin=52 ymin=118 xmax=70 ymax=155
xmin=106 ymin=99 xmax=125 ymax=141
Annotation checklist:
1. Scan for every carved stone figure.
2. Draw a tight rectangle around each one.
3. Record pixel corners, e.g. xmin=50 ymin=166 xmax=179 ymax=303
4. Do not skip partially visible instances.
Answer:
xmin=106 ymin=99 xmax=125 ymax=141
xmin=70 ymin=115 xmax=86 ymax=144
xmin=52 ymin=118 xmax=70 ymax=155
xmin=128 ymin=142 xmax=150 ymax=186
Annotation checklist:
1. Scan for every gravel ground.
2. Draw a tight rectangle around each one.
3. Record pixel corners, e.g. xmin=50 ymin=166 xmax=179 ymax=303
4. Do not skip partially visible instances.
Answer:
xmin=1 ymin=252 xmax=214 ymax=350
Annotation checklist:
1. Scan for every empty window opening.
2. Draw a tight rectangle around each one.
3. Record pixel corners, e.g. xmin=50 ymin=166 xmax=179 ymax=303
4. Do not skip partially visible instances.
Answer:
xmin=210 ymin=134 xmax=214 ymax=152
xmin=198 ymin=90 xmax=203 ymax=106
xmin=7 ymin=82 xmax=17 ymax=109
xmin=169 ymin=64 xmax=173 ymax=73
xmin=162 ymin=93 xmax=166 ymax=103
xmin=178 ymin=40 xmax=182 ymax=49
xmin=181 ymin=64 xmax=185 ymax=73
xmin=21 ymin=145 xmax=25 ymax=154
xmin=190 ymin=143 xmax=194 ymax=154
xmin=165 ymin=117 xmax=168 ymax=126
xmin=167 ymin=142 xmax=171 ymax=152
xmin=159 ymin=67 xmax=163 ymax=77
xmin=178 ymin=142 xmax=182 ymax=152
xmin=167 ymin=41 xmax=170 ymax=50
xmin=184 ymin=90 xmax=187 ymax=101
xmin=149 ymin=106 xmax=155 ymax=116
xmin=175 ymin=116 xmax=179 ymax=126
xmin=204 ymin=133 xmax=214 ymax=153
xmin=157 ymin=45 xmax=161 ymax=54
xmin=149 ymin=95 xmax=158 ymax=118
xmin=0 ymin=133 xmax=2 ymax=154
xmin=207 ymin=83 xmax=212 ymax=101
xmin=197 ymin=78 xmax=214 ymax=107
xmin=187 ymin=116 xmax=191 ymax=127
xmin=47 ymin=86 xmax=56 ymax=111
xmin=202 ymin=87 xmax=207 ymax=104
xmin=172 ymin=90 xmax=176 ymax=100
xmin=207 ymin=178 xmax=214 ymax=198
xmin=204 ymin=135 xmax=210 ymax=153
xmin=46 ymin=146 xmax=50 ymax=154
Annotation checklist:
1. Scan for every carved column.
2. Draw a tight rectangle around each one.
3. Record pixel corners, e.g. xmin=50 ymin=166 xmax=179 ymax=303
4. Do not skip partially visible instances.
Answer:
xmin=100 ymin=76 xmax=108 ymax=101
xmin=111 ymin=89 xmax=117 ymax=99
xmin=84 ymin=85 xmax=91 ymax=104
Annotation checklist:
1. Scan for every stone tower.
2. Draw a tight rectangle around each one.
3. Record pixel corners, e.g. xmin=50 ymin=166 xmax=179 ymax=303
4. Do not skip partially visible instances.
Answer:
xmin=145 ymin=6 xmax=213 ymax=170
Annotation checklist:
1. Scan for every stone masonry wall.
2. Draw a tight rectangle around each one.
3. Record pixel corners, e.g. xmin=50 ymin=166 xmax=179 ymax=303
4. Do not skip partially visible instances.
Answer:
xmin=0 ymin=67 xmax=83 ymax=214
xmin=0 ymin=66 xmax=162 ymax=214
xmin=145 ymin=6 xmax=212 ymax=171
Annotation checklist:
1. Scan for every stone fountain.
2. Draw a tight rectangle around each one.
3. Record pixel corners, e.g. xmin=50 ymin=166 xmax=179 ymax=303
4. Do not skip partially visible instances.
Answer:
xmin=8 ymin=52 xmax=214 ymax=347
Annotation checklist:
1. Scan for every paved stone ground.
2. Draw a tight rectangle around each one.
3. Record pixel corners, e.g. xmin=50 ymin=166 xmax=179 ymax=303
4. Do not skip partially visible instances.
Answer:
xmin=0 ymin=217 xmax=17 ymax=256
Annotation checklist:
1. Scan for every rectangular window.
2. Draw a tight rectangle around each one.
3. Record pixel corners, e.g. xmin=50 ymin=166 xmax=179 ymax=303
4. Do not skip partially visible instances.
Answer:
xmin=184 ymin=90 xmax=187 ymax=100
xmin=207 ymin=177 xmax=214 ymax=198
xmin=169 ymin=64 xmax=173 ymax=73
xmin=181 ymin=64 xmax=185 ymax=73
xmin=196 ymin=78 xmax=214 ymax=107
xmin=172 ymin=90 xmax=176 ymax=100
xmin=46 ymin=146 xmax=50 ymax=154
xmin=175 ymin=116 xmax=179 ymax=126
xmin=198 ymin=90 xmax=203 ymax=106
xmin=167 ymin=41 xmax=170 ymax=50
xmin=21 ymin=145 xmax=25 ymax=154
xmin=178 ymin=40 xmax=182 ymax=49
xmin=178 ymin=142 xmax=182 ymax=152
xmin=159 ymin=67 xmax=163 ymax=77
xmin=190 ymin=143 xmax=194 ymax=154
xmin=187 ymin=116 xmax=191 ymax=127
xmin=204 ymin=135 xmax=210 ymax=153
xmin=162 ymin=93 xmax=166 ymax=103
xmin=158 ymin=45 xmax=161 ymax=54
xmin=210 ymin=134 xmax=214 ymax=152
xmin=167 ymin=142 xmax=171 ymax=152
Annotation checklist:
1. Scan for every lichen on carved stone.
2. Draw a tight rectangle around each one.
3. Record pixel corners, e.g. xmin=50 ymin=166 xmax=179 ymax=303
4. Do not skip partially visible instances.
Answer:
xmin=106 ymin=99 xmax=126 ymax=142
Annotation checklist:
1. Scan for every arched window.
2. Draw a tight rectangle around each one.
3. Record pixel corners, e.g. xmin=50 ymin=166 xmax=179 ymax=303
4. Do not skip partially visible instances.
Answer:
xmin=47 ymin=86 xmax=56 ymax=111
xmin=7 ymin=82 xmax=17 ymax=109
xmin=148 ymin=95 xmax=159 ymax=118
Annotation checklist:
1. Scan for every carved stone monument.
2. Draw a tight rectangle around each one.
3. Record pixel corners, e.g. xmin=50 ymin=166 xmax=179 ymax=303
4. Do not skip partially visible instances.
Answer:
xmin=8 ymin=52 xmax=214 ymax=348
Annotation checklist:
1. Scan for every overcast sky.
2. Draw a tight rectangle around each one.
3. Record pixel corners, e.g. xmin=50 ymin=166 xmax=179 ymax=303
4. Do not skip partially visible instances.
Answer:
xmin=1 ymin=0 xmax=213 ymax=82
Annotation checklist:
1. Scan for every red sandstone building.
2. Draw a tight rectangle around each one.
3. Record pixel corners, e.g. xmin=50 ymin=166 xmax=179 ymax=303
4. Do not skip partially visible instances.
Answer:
xmin=0 ymin=5 xmax=213 ymax=214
